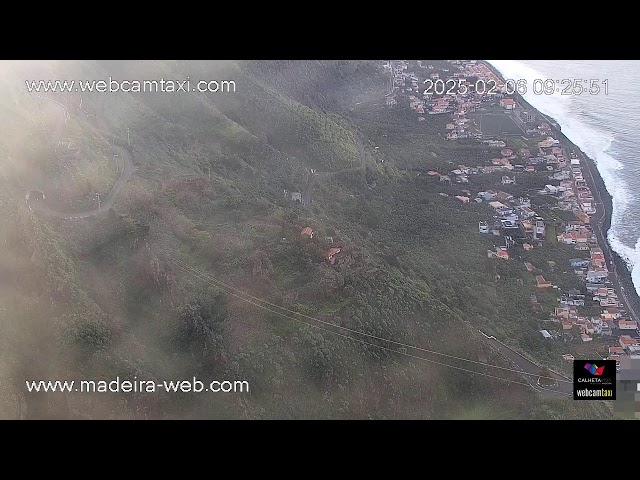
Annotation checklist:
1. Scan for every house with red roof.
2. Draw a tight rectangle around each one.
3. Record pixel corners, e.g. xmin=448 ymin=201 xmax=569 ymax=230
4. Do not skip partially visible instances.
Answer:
xmin=300 ymin=227 xmax=314 ymax=238
xmin=619 ymin=320 xmax=638 ymax=330
xmin=326 ymin=247 xmax=342 ymax=265
xmin=576 ymin=211 xmax=590 ymax=224
xmin=496 ymin=191 xmax=514 ymax=202
xmin=608 ymin=346 xmax=625 ymax=356
xmin=619 ymin=335 xmax=640 ymax=349
xmin=536 ymin=275 xmax=551 ymax=288
xmin=496 ymin=250 xmax=509 ymax=260
xmin=500 ymin=148 xmax=513 ymax=157
xmin=491 ymin=158 xmax=511 ymax=166
xmin=500 ymin=98 xmax=516 ymax=110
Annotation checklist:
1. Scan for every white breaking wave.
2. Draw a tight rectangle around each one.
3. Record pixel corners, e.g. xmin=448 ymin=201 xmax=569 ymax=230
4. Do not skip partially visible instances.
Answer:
xmin=608 ymin=235 xmax=640 ymax=296
xmin=487 ymin=60 xmax=640 ymax=296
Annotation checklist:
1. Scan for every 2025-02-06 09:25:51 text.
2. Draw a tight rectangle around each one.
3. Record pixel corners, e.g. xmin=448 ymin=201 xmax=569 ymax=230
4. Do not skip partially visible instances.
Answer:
xmin=423 ymin=78 xmax=609 ymax=96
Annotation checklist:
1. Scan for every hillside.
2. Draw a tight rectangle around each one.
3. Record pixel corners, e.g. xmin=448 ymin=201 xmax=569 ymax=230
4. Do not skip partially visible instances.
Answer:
xmin=0 ymin=60 xmax=610 ymax=419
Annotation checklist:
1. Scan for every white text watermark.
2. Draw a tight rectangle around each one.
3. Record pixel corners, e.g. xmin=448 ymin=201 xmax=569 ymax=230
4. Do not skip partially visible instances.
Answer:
xmin=25 ymin=377 xmax=249 ymax=394
xmin=26 ymin=77 xmax=236 ymax=94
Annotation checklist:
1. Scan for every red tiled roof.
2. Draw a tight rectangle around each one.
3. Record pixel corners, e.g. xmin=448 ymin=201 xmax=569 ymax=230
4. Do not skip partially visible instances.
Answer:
xmin=536 ymin=275 xmax=550 ymax=286
xmin=326 ymin=247 xmax=342 ymax=265
xmin=301 ymin=227 xmax=313 ymax=237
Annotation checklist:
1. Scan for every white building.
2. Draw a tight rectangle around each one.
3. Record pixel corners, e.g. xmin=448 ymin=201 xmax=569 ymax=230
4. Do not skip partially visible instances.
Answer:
xmin=533 ymin=220 xmax=546 ymax=240
xmin=586 ymin=269 xmax=609 ymax=283
xmin=501 ymin=175 xmax=516 ymax=185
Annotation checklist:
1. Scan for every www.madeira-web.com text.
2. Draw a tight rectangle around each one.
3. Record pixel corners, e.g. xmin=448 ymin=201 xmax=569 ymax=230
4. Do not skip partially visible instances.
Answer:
xmin=25 ymin=377 xmax=249 ymax=394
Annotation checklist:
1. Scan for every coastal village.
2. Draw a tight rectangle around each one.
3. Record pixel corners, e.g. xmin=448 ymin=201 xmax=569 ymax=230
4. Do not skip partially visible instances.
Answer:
xmin=383 ymin=59 xmax=639 ymax=369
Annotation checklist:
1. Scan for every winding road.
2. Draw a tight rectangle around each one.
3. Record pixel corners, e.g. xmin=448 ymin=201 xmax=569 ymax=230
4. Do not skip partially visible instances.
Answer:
xmin=479 ymin=331 xmax=573 ymax=398
xmin=26 ymin=96 xmax=133 ymax=220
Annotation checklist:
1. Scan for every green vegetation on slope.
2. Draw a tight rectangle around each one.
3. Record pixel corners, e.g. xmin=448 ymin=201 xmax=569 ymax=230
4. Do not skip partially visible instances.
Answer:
xmin=0 ymin=60 xmax=610 ymax=419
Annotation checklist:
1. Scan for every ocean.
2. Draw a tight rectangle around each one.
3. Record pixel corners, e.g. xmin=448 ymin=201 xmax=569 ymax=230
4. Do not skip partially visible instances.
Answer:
xmin=487 ymin=60 xmax=640 ymax=297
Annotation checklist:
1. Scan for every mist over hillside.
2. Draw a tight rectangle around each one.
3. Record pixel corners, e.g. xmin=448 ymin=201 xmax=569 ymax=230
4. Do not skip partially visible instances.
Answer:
xmin=0 ymin=60 xmax=609 ymax=419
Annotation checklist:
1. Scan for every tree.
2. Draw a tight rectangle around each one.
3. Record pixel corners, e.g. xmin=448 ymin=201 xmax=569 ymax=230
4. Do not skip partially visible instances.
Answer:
xmin=176 ymin=292 xmax=228 ymax=345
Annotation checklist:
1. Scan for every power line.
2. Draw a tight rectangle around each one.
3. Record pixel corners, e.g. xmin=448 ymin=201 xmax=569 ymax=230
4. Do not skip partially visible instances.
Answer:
xmin=165 ymin=255 xmax=541 ymax=389
xmin=159 ymin=248 xmax=572 ymax=386
xmin=165 ymin=250 xmax=572 ymax=383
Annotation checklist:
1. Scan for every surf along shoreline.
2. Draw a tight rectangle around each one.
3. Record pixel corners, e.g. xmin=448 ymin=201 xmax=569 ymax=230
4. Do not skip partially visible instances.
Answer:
xmin=480 ymin=60 xmax=640 ymax=324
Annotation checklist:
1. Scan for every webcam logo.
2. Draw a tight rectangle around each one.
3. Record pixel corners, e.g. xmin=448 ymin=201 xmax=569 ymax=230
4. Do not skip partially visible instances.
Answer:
xmin=584 ymin=363 xmax=605 ymax=376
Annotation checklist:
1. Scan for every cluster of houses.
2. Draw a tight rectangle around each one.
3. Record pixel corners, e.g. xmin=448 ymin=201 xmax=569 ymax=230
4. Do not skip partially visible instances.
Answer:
xmin=477 ymin=190 xmax=546 ymax=259
xmin=444 ymin=61 xmax=517 ymax=140
xmin=382 ymin=59 xmax=640 ymax=365
xmin=456 ymin=62 xmax=554 ymax=137
xmin=461 ymin=61 xmax=501 ymax=86
xmin=383 ymin=60 xmax=562 ymax=146
xmin=427 ymin=137 xmax=574 ymax=195
xmin=472 ymin=138 xmax=595 ymax=273
xmin=479 ymin=138 xmax=573 ymax=175
xmin=554 ymin=152 xmax=597 ymax=215
xmin=525 ymin=141 xmax=639 ymax=355
xmin=545 ymin=152 xmax=640 ymax=359
xmin=440 ymin=61 xmax=488 ymax=140
xmin=421 ymin=141 xmax=570 ymax=185
xmin=383 ymin=60 xmax=484 ymax=139
xmin=551 ymin=283 xmax=640 ymax=358
xmin=300 ymin=227 xmax=342 ymax=266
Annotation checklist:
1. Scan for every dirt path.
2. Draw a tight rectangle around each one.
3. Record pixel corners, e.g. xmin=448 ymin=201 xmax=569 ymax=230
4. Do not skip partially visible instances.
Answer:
xmin=302 ymin=124 xmax=367 ymax=208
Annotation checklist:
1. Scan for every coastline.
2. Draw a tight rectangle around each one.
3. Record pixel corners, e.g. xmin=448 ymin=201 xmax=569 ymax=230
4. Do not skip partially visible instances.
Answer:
xmin=480 ymin=60 xmax=640 ymax=324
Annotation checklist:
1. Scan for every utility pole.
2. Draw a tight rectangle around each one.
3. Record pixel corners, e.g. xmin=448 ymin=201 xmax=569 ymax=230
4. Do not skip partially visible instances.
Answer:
xmin=96 ymin=193 xmax=101 ymax=211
